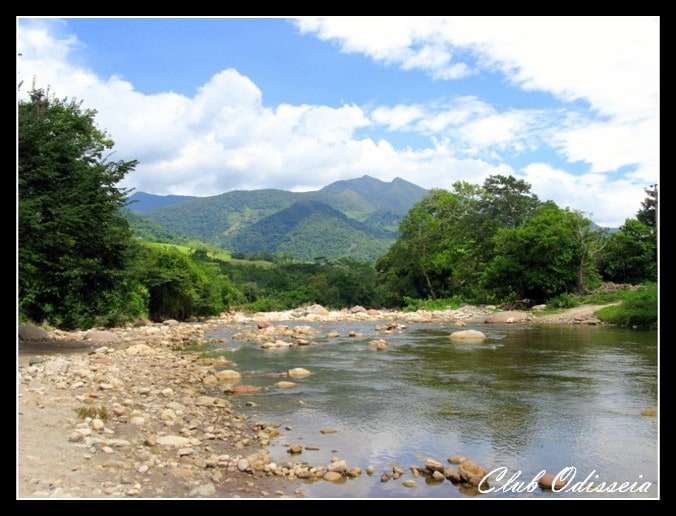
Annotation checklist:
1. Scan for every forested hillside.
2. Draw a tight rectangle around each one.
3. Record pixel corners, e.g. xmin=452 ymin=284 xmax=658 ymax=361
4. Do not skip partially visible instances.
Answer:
xmin=135 ymin=175 xmax=427 ymax=261
xmin=19 ymin=88 xmax=657 ymax=330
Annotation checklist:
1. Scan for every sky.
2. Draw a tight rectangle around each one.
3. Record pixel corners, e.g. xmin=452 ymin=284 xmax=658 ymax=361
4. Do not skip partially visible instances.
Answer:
xmin=16 ymin=16 xmax=659 ymax=228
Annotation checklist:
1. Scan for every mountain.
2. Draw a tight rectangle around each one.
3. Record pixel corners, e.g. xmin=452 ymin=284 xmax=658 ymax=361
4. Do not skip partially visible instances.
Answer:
xmin=126 ymin=192 xmax=197 ymax=213
xmin=227 ymin=199 xmax=398 ymax=262
xmin=119 ymin=207 xmax=197 ymax=245
xmin=134 ymin=175 xmax=428 ymax=261
xmin=319 ymin=175 xmax=427 ymax=213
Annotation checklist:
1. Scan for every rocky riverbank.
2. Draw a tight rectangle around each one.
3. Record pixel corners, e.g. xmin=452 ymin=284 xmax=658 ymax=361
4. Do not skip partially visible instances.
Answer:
xmin=17 ymin=304 xmax=613 ymax=499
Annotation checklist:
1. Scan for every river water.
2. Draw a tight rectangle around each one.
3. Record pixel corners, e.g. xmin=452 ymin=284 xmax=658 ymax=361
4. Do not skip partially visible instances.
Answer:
xmin=199 ymin=319 xmax=658 ymax=499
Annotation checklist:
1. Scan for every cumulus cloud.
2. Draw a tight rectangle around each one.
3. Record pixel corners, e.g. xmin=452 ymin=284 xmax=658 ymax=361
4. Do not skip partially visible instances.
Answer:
xmin=17 ymin=18 xmax=657 ymax=227
xmin=296 ymin=17 xmax=471 ymax=80
xmin=297 ymin=16 xmax=659 ymax=182
xmin=521 ymin=163 xmax=647 ymax=227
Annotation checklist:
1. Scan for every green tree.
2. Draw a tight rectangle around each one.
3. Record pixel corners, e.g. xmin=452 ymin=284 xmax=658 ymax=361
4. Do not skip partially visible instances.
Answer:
xmin=19 ymin=87 xmax=139 ymax=328
xmin=598 ymin=186 xmax=658 ymax=284
xmin=482 ymin=203 xmax=595 ymax=301
xmin=636 ymin=184 xmax=657 ymax=232
xmin=477 ymin=175 xmax=541 ymax=229
xmin=134 ymin=244 xmax=244 ymax=321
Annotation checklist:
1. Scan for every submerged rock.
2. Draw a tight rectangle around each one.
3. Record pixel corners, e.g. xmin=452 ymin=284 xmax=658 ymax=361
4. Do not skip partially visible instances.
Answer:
xmin=449 ymin=330 xmax=486 ymax=342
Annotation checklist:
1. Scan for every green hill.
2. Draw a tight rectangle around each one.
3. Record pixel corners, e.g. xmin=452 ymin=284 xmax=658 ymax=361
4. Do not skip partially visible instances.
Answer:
xmin=136 ymin=175 xmax=428 ymax=261
xmin=226 ymin=200 xmax=397 ymax=262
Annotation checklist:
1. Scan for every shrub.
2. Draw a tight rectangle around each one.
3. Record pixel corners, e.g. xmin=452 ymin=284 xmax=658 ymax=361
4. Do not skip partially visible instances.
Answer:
xmin=595 ymin=283 xmax=657 ymax=329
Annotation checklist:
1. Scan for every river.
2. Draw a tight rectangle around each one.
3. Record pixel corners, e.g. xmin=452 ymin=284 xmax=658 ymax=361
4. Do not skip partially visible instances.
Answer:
xmin=199 ymin=319 xmax=658 ymax=499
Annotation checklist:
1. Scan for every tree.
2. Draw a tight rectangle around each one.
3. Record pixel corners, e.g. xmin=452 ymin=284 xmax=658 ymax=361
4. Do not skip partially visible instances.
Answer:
xmin=477 ymin=175 xmax=541 ymax=229
xmin=636 ymin=184 xmax=657 ymax=232
xmin=597 ymin=186 xmax=658 ymax=284
xmin=19 ymin=87 xmax=139 ymax=328
xmin=481 ymin=203 xmax=595 ymax=301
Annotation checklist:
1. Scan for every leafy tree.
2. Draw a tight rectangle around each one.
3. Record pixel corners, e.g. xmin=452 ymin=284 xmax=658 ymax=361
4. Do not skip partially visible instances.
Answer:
xmin=482 ymin=203 xmax=595 ymax=301
xmin=134 ymin=244 xmax=244 ymax=321
xmin=598 ymin=186 xmax=658 ymax=284
xmin=477 ymin=175 xmax=541 ymax=229
xmin=19 ymin=87 xmax=139 ymax=328
xmin=598 ymin=220 xmax=657 ymax=284
xmin=375 ymin=177 xmax=541 ymax=305
xmin=376 ymin=189 xmax=460 ymax=303
xmin=636 ymin=184 xmax=657 ymax=232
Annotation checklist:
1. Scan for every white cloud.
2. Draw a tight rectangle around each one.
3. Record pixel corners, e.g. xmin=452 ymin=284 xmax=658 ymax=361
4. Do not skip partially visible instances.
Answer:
xmin=296 ymin=17 xmax=471 ymax=80
xmin=17 ymin=18 xmax=657 ymax=227
xmin=522 ymin=162 xmax=646 ymax=227
xmin=297 ymin=16 xmax=659 ymax=179
xmin=371 ymin=97 xmax=547 ymax=158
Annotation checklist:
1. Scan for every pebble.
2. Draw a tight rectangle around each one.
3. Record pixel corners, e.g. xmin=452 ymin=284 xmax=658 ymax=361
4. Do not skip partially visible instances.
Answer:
xmin=19 ymin=310 xmax=503 ymax=499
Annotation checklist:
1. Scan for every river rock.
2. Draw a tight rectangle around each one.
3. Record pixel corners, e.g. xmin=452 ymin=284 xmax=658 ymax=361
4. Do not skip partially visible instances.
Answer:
xmin=246 ymin=450 xmax=270 ymax=470
xmin=156 ymin=435 xmax=192 ymax=447
xmin=215 ymin=369 xmax=241 ymax=381
xmin=84 ymin=330 xmax=118 ymax=344
xmin=448 ymin=455 xmax=466 ymax=464
xmin=44 ymin=357 xmax=70 ymax=375
xmin=19 ymin=325 xmax=51 ymax=341
xmin=126 ymin=344 xmax=154 ymax=356
xmin=459 ymin=460 xmax=489 ymax=485
xmin=189 ymin=483 xmax=216 ymax=497
xmin=425 ymin=458 xmax=444 ymax=472
xmin=327 ymin=459 xmax=347 ymax=473
xmin=449 ymin=330 xmax=486 ymax=342
xmin=275 ymin=381 xmax=296 ymax=389
xmin=538 ymin=473 xmax=568 ymax=490
xmin=226 ymin=384 xmax=260 ymax=394
xmin=323 ymin=471 xmax=343 ymax=482
xmin=195 ymin=396 xmax=229 ymax=408
xmin=287 ymin=367 xmax=311 ymax=378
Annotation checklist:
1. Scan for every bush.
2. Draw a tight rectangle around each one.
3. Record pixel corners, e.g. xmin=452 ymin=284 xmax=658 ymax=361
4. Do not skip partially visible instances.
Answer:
xmin=595 ymin=283 xmax=657 ymax=329
xmin=548 ymin=292 xmax=579 ymax=309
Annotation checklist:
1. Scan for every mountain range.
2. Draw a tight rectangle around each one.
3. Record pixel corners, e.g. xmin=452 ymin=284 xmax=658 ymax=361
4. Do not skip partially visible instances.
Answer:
xmin=125 ymin=175 xmax=429 ymax=262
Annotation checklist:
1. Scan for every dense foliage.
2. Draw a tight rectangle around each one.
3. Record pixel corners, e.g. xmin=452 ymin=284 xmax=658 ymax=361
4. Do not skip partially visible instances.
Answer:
xmin=18 ymin=88 xmax=657 ymax=331
xmin=595 ymin=283 xmax=658 ymax=329
xmin=19 ymin=88 xmax=141 ymax=329
xmin=376 ymin=177 xmax=657 ymax=314
xmin=597 ymin=185 xmax=658 ymax=284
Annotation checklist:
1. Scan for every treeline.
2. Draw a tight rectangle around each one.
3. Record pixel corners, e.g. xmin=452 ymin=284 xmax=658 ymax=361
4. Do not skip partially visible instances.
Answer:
xmin=18 ymin=87 xmax=657 ymax=330
xmin=376 ymin=176 xmax=657 ymax=306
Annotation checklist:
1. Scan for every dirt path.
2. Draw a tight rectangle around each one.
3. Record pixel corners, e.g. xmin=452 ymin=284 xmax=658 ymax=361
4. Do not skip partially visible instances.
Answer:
xmin=531 ymin=303 xmax=618 ymax=324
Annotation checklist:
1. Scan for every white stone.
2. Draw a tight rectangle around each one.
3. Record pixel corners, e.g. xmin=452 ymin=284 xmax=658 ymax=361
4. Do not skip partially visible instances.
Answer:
xmin=449 ymin=330 xmax=486 ymax=342
xmin=156 ymin=435 xmax=192 ymax=447
xmin=287 ymin=367 xmax=311 ymax=378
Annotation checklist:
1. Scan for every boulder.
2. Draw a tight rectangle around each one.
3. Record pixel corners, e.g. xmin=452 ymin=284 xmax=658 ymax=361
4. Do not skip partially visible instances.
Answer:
xmin=449 ymin=330 xmax=486 ymax=342
xmin=287 ymin=367 xmax=311 ymax=378
xmin=18 ymin=325 xmax=51 ymax=341
xmin=538 ymin=473 xmax=568 ymax=490
xmin=215 ymin=369 xmax=241 ymax=381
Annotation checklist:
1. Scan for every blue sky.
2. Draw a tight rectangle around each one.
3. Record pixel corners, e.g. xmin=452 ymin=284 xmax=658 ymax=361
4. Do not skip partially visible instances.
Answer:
xmin=17 ymin=17 xmax=659 ymax=227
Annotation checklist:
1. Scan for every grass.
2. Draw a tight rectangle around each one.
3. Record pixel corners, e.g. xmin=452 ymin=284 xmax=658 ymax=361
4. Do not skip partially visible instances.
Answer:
xmin=142 ymin=241 xmax=274 ymax=268
xmin=595 ymin=283 xmax=657 ymax=329
xmin=74 ymin=405 xmax=109 ymax=420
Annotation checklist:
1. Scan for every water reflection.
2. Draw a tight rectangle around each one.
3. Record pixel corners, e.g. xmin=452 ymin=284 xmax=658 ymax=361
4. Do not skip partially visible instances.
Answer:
xmin=201 ymin=321 xmax=657 ymax=498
